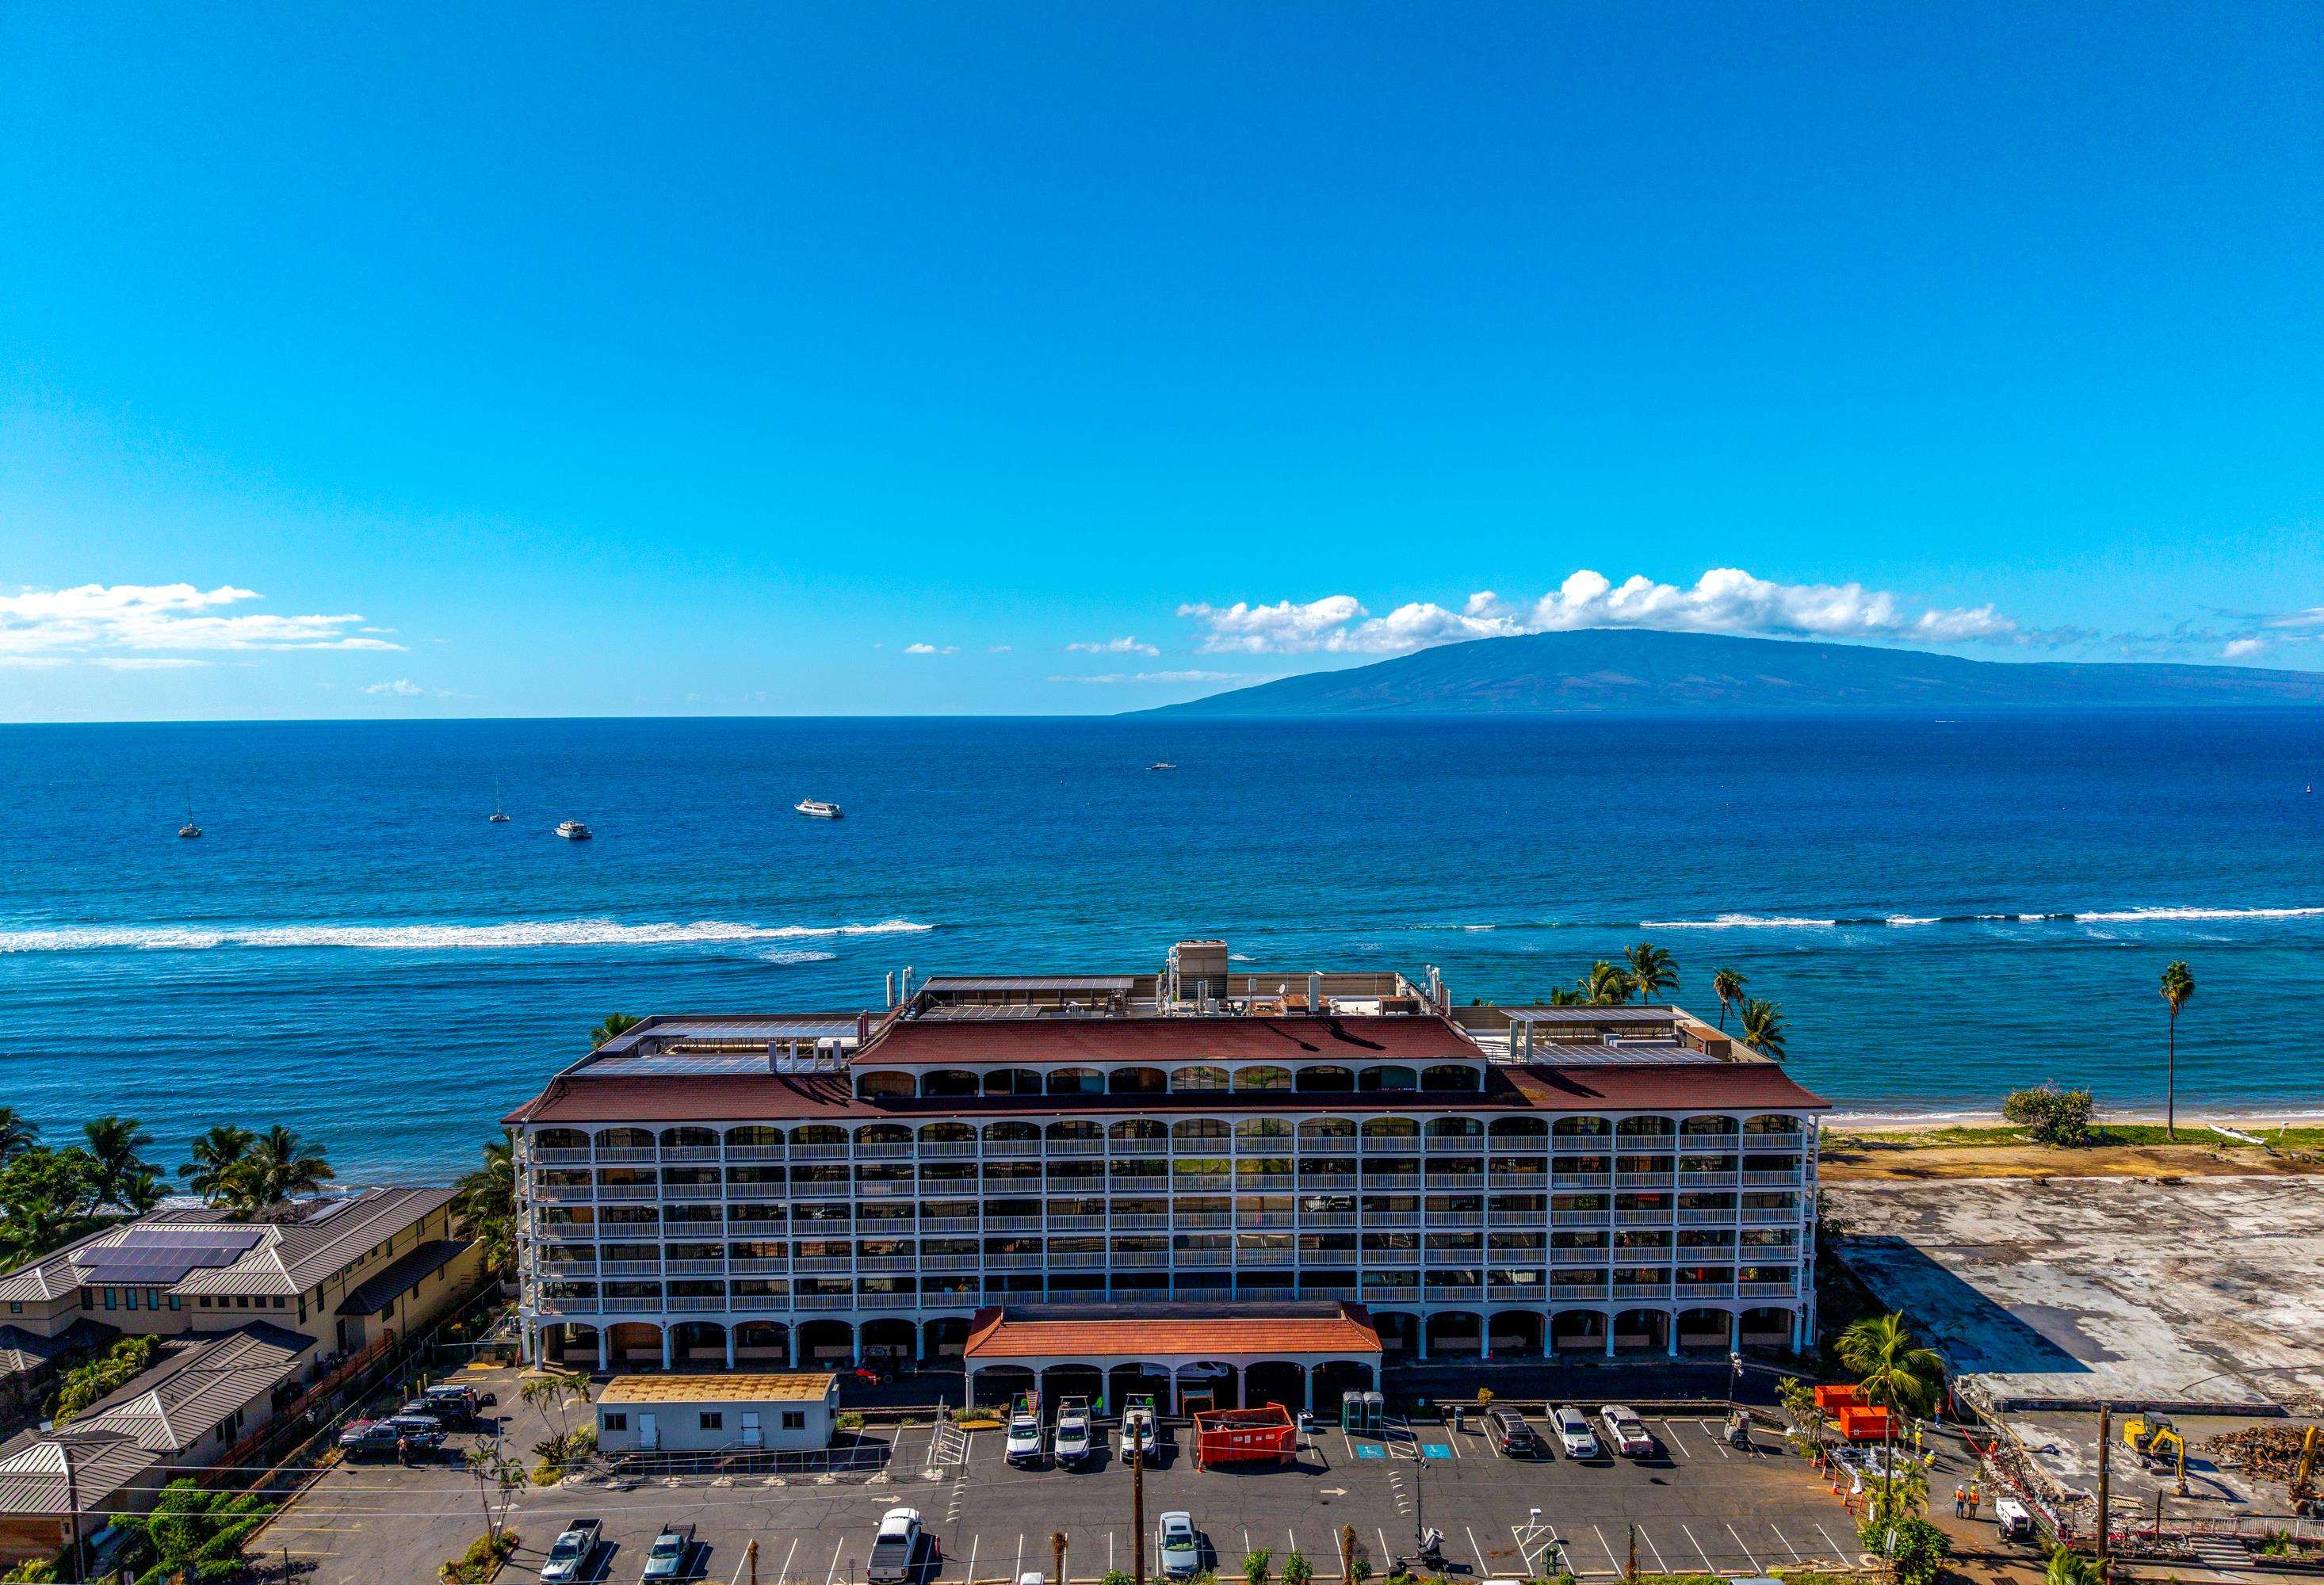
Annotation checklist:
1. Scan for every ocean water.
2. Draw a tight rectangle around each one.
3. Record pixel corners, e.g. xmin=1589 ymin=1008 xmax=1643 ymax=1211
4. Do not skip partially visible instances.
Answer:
xmin=2 ymin=712 xmax=2321 ymax=1181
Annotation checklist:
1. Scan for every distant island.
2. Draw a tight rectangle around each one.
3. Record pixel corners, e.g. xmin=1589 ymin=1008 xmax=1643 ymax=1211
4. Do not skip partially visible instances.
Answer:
xmin=1137 ymin=628 xmax=2324 ymax=715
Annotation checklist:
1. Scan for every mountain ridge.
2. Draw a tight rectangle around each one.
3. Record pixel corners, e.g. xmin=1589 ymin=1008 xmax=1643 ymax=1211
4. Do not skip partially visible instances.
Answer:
xmin=1134 ymin=628 xmax=2324 ymax=715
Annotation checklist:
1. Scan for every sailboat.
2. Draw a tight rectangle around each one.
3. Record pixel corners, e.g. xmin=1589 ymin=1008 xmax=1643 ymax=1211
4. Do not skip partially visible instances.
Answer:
xmin=177 ymin=796 xmax=201 ymax=839
xmin=489 ymin=780 xmax=510 ymax=823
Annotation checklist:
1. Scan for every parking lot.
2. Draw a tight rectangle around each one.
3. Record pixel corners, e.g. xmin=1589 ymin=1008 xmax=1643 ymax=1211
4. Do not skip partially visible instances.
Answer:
xmin=269 ymin=1371 xmax=1877 ymax=1584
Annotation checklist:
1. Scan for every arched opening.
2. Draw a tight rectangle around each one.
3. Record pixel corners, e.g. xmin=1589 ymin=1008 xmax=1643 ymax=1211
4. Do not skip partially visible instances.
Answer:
xmin=1424 ymin=1310 xmax=1483 ymax=1356
xmin=923 ymin=1317 xmax=972 ymax=1362
xmin=1552 ymin=1116 xmax=1610 ymax=1138
xmin=545 ymin=1321 xmax=599 ymax=1368
xmin=1296 ymin=1065 xmax=1355 ymax=1093
xmin=1244 ymin=1360 xmax=1306 ymax=1412
xmin=1047 ymin=1067 xmax=1105 ymax=1096
xmin=724 ymin=1125 xmax=782 ymax=1150
xmin=606 ymin=1320 xmax=663 ymax=1369
xmin=1359 ymin=1065 xmax=1417 ymax=1092
xmin=972 ymin=1363 xmax=1034 ymax=1410
xmin=919 ymin=1069 xmax=981 ymax=1098
xmin=1680 ymin=1114 xmax=1738 ymax=1137
xmin=1174 ymin=1361 xmax=1238 ymax=1412
xmin=1233 ymin=1065 xmax=1293 ymax=1092
xmin=1489 ymin=1309 xmax=1545 ymax=1357
xmin=984 ymin=1068 xmax=1043 ymax=1097
xmin=795 ymin=1318 xmax=856 ymax=1367
xmin=1489 ymin=1117 xmax=1547 ymax=1142
xmin=1108 ymin=1066 xmax=1167 ymax=1095
xmin=1738 ymin=1306 xmax=1793 ymax=1355
xmin=1420 ymin=1064 xmax=1481 ymax=1092
xmin=733 ymin=1320 xmax=790 ymax=1366
xmin=1550 ymin=1311 xmax=1606 ymax=1353
xmin=1171 ymin=1065 xmax=1229 ymax=1092
xmin=984 ymin=1121 xmax=1042 ymax=1148
xmin=1359 ymin=1117 xmax=1418 ymax=1142
xmin=1744 ymin=1113 xmax=1803 ymax=1138
xmin=1313 ymin=1358 xmax=1376 ymax=1411
xmin=537 ymin=1127 xmax=589 ymax=1152
xmin=1425 ymin=1117 xmax=1482 ymax=1145
xmin=1041 ymin=1362 xmax=1105 ymax=1409
xmin=1616 ymin=1116 xmax=1676 ymax=1140
xmin=659 ymin=1126 xmax=717 ymax=1148
xmin=1298 ymin=1117 xmax=1354 ymax=1144
xmin=855 ymin=1123 xmax=912 ymax=1148
xmin=671 ymin=1320 xmax=728 ymax=1370
xmin=789 ymin=1125 xmax=847 ymax=1148
xmin=1611 ymin=1308 xmax=1668 ymax=1354
xmin=1371 ymin=1311 xmax=1420 ymax=1361
xmin=919 ymin=1121 xmax=976 ymax=1147
xmin=1172 ymin=1118 xmax=1229 ymax=1147
xmin=859 ymin=1316 xmax=919 ymax=1366
xmin=1108 ymin=1361 xmax=1174 ymax=1418
xmin=856 ymin=1071 xmax=914 ymax=1099
xmin=594 ymin=1127 xmax=654 ymax=1151
xmin=1048 ymin=1119 xmax=1104 ymax=1144
xmin=1110 ymin=1118 xmax=1167 ymax=1144
xmin=1674 ymin=1308 xmax=1730 ymax=1355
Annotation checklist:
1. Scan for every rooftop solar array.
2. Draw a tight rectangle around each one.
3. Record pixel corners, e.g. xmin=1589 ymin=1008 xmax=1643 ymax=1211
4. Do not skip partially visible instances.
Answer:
xmin=924 ymin=976 xmax=1137 ymax=993
xmin=1504 ymin=1006 xmax=1677 ymax=1025
xmin=594 ymin=1052 xmax=800 ymax=1077
xmin=1536 ymin=1041 xmax=1721 ymax=1066
xmin=72 ymin=1227 xmax=266 ymax=1285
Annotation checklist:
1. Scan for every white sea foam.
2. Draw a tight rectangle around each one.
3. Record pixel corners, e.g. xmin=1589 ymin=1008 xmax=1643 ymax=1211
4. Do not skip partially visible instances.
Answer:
xmin=2072 ymin=905 xmax=2324 ymax=923
xmin=1639 ymin=914 xmax=1837 ymax=929
xmin=0 ymin=918 xmax=934 ymax=953
xmin=1884 ymin=915 xmax=1939 ymax=926
xmin=759 ymin=948 xmax=840 ymax=964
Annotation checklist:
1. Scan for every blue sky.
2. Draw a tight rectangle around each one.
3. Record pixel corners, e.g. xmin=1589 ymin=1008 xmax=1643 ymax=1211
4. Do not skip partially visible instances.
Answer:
xmin=2 ymin=2 xmax=2318 ymax=720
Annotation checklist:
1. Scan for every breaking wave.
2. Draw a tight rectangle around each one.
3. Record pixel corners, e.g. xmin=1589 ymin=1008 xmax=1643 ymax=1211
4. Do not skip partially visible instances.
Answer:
xmin=0 ymin=918 xmax=934 ymax=954
xmin=1640 ymin=914 xmax=1837 ymax=930
xmin=1636 ymin=907 xmax=2322 ymax=930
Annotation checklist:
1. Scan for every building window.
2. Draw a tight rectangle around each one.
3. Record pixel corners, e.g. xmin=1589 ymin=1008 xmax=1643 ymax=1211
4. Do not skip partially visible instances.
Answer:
xmin=168 ymin=1294 xmax=181 ymax=1311
xmin=781 ymin=1411 xmax=806 ymax=1430
xmin=699 ymin=1411 xmax=723 ymax=1431
xmin=124 ymin=1288 xmax=139 ymax=1310
xmin=602 ymin=1412 xmax=629 ymax=1431
xmin=102 ymin=1288 xmax=117 ymax=1308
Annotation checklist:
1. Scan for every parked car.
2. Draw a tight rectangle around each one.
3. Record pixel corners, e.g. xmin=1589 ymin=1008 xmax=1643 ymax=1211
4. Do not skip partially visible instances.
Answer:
xmin=866 ymin=1507 xmax=926 ymax=1585
xmin=1552 ymin=1406 xmax=1600 ymax=1459
xmin=384 ymin=1411 xmax=443 ymax=1436
xmin=1120 ymin=1403 xmax=1159 ymax=1461
xmin=1484 ymin=1407 xmax=1539 ymax=1457
xmin=539 ymin=1518 xmax=602 ymax=1585
xmin=1599 ymin=1405 xmax=1656 ymax=1459
xmin=641 ymin=1523 xmax=695 ymax=1583
xmin=422 ymin=1383 xmax=482 ymax=1423
xmin=1052 ymin=1398 xmax=1093 ymax=1466
xmin=1157 ymin=1511 xmax=1201 ymax=1579
xmin=1005 ymin=1413 xmax=1044 ymax=1465
xmin=335 ymin=1419 xmax=399 ymax=1456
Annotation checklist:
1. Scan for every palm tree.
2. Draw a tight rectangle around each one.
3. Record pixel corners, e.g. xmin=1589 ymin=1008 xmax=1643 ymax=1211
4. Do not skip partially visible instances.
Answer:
xmin=1711 ymin=968 xmax=1746 ymax=1031
xmin=1739 ymin=997 xmax=1787 ymax=1060
xmin=179 ymin=1125 xmax=258 ymax=1207
xmin=1838 ymin=1311 xmax=1945 ymax=1521
xmin=454 ymin=1136 xmax=518 ymax=1275
xmin=0 ymin=1106 xmax=37 ymax=1163
xmin=80 ymin=1116 xmax=160 ymax=1214
xmin=591 ymin=1013 xmax=643 ymax=1048
xmin=223 ymin=1125 xmax=335 ymax=1216
xmin=1544 ymin=987 xmax=1588 ymax=1006
xmin=1581 ymin=961 xmax=1634 ymax=1005
xmin=2159 ymin=960 xmax=2194 ymax=1140
xmin=1623 ymin=942 xmax=1678 ymax=1003
xmin=2044 ymin=1546 xmax=2101 ymax=1585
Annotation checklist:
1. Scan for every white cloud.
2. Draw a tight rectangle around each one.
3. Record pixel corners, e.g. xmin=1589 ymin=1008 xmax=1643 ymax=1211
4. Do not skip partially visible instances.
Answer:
xmin=91 ymin=657 xmax=210 ymax=670
xmin=987 ymin=644 xmax=1013 ymax=653
xmin=1064 ymin=636 xmax=1160 ymax=656
xmin=1180 ymin=568 xmax=2024 ymax=655
xmin=1049 ymin=669 xmax=1249 ymax=685
xmin=362 ymin=678 xmax=426 ymax=697
xmin=0 ymin=582 xmax=402 ymax=662
xmin=2223 ymin=638 xmax=2268 ymax=659
xmin=903 ymin=642 xmax=958 ymax=655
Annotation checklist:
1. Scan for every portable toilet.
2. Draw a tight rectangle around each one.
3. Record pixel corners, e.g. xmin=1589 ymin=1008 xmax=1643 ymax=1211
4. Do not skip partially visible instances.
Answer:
xmin=1341 ymin=1391 xmax=1366 ymax=1432
xmin=1363 ymin=1390 xmax=1386 ymax=1432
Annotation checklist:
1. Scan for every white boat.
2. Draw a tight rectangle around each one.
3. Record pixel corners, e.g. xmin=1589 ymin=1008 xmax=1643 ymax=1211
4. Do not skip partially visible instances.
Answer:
xmin=1148 ymin=762 xmax=1176 ymax=770
xmin=489 ymin=780 xmax=510 ymax=823
xmin=555 ymin=819 xmax=593 ymax=840
xmin=795 ymin=799 xmax=843 ymax=819
xmin=178 ymin=796 xmax=201 ymax=839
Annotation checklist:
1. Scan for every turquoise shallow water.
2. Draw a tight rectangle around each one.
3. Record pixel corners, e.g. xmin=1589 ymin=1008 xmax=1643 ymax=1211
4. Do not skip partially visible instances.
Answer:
xmin=2 ymin=711 xmax=2320 ymax=1178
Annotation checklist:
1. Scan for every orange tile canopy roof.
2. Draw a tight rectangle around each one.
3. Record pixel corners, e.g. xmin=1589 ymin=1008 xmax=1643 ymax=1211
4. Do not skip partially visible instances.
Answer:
xmin=963 ymin=1302 xmax=1382 ymax=1362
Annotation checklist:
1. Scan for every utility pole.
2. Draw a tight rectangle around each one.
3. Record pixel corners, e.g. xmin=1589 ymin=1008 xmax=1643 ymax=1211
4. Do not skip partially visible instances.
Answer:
xmin=1133 ymin=1444 xmax=1147 ymax=1585
xmin=2095 ymin=1404 xmax=2112 ymax=1575
xmin=63 ymin=1442 xmax=82 ymax=1585
xmin=748 ymin=1538 xmax=760 ymax=1585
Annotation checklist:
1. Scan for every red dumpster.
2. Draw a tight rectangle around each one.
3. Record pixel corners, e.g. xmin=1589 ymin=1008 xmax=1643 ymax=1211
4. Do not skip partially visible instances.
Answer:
xmin=1192 ymin=1404 xmax=1298 ymax=1469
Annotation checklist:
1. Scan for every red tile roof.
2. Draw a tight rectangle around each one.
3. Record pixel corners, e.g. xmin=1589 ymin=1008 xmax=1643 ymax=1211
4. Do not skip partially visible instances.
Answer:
xmin=963 ymin=1303 xmax=1382 ymax=1362
xmin=851 ymin=1014 xmax=1480 ymax=1066
xmin=505 ymin=1058 xmax=1826 ymax=1125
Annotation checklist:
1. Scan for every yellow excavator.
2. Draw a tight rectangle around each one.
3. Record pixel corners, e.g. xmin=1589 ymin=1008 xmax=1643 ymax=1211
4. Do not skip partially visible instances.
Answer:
xmin=2123 ymin=1413 xmax=2188 ymax=1492
xmin=2292 ymin=1426 xmax=2320 ymax=1518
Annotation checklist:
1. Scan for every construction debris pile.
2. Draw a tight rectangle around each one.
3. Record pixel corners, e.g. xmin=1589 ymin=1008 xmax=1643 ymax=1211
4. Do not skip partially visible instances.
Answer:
xmin=2203 ymin=1425 xmax=2318 ymax=1484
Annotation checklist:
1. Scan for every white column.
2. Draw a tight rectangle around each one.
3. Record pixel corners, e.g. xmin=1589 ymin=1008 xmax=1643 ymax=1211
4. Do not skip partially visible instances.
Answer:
xmin=660 ymin=1326 xmax=673 ymax=1370
xmin=1302 ymin=1365 xmax=1314 ymax=1414
xmin=1603 ymin=1312 xmax=1615 ymax=1358
xmin=1666 ymin=1310 xmax=1679 ymax=1357
xmin=1730 ymin=1311 xmax=1741 ymax=1351
xmin=597 ymin=1328 xmax=610 ymax=1372
xmin=725 ymin=1329 xmax=736 ymax=1369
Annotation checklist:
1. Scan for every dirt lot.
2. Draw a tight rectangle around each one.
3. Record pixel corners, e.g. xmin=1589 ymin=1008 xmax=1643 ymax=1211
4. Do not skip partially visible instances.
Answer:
xmin=269 ymin=1373 xmax=1891 ymax=1583
xmin=1821 ymin=1121 xmax=2324 ymax=1184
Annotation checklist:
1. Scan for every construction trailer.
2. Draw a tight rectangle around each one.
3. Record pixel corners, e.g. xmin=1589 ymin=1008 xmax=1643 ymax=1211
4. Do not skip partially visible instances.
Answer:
xmin=1813 ymin=1384 xmax=1897 ymax=1443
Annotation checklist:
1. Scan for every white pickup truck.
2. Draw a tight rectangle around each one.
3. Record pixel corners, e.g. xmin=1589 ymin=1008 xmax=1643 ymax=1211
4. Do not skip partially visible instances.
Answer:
xmin=538 ymin=1518 xmax=600 ymax=1585
xmin=866 ymin=1506 xmax=929 ymax=1585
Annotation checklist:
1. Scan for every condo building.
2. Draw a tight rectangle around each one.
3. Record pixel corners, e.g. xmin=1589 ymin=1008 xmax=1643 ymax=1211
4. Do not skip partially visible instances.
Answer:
xmin=508 ymin=940 xmax=1825 ymax=1408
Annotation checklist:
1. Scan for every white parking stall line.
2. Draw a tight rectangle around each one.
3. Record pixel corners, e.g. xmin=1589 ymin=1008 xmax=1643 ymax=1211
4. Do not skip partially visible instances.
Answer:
xmin=1376 ymin=1530 xmax=1392 ymax=1575
xmin=778 ymin=1537 xmax=801 ymax=1585
xmin=965 ymin=1535 xmax=980 ymax=1585
xmin=1767 ymin=1521 xmax=1805 ymax=1564
xmin=1465 ymin=1525 xmax=1489 ymax=1575
xmin=1014 ymin=1534 xmax=1025 ymax=1582
xmin=1592 ymin=1525 xmax=1622 ymax=1576
xmin=1679 ymin=1522 xmax=1717 ymax=1574
xmin=1696 ymin=1420 xmax=1732 ymax=1458
xmin=1243 ymin=1529 xmax=1252 ymax=1562
xmin=1109 ymin=1531 xmax=1118 ymax=1573
xmin=1637 ymin=1525 xmax=1670 ymax=1574
xmin=823 ymin=1537 xmax=847 ymax=1585
xmin=1726 ymin=1523 xmax=1764 ymax=1573
xmin=1814 ymin=1521 xmax=1850 ymax=1559
xmin=1658 ymin=1419 xmax=1691 ymax=1458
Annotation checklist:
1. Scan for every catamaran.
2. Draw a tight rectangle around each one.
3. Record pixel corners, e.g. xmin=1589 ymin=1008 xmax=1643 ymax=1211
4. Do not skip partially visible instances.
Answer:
xmin=555 ymin=819 xmax=593 ymax=840
xmin=795 ymin=799 xmax=843 ymax=819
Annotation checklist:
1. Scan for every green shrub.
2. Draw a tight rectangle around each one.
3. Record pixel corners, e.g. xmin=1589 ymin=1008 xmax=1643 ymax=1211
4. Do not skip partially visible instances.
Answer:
xmin=2003 ymin=1084 xmax=2094 ymax=1147
xmin=439 ymin=1530 xmax=522 ymax=1583
xmin=1282 ymin=1550 xmax=1313 ymax=1585
xmin=54 ymin=1334 xmax=160 ymax=1421
xmin=837 ymin=1410 xmax=866 ymax=1430
xmin=1859 ymin=1518 xmax=1950 ymax=1585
